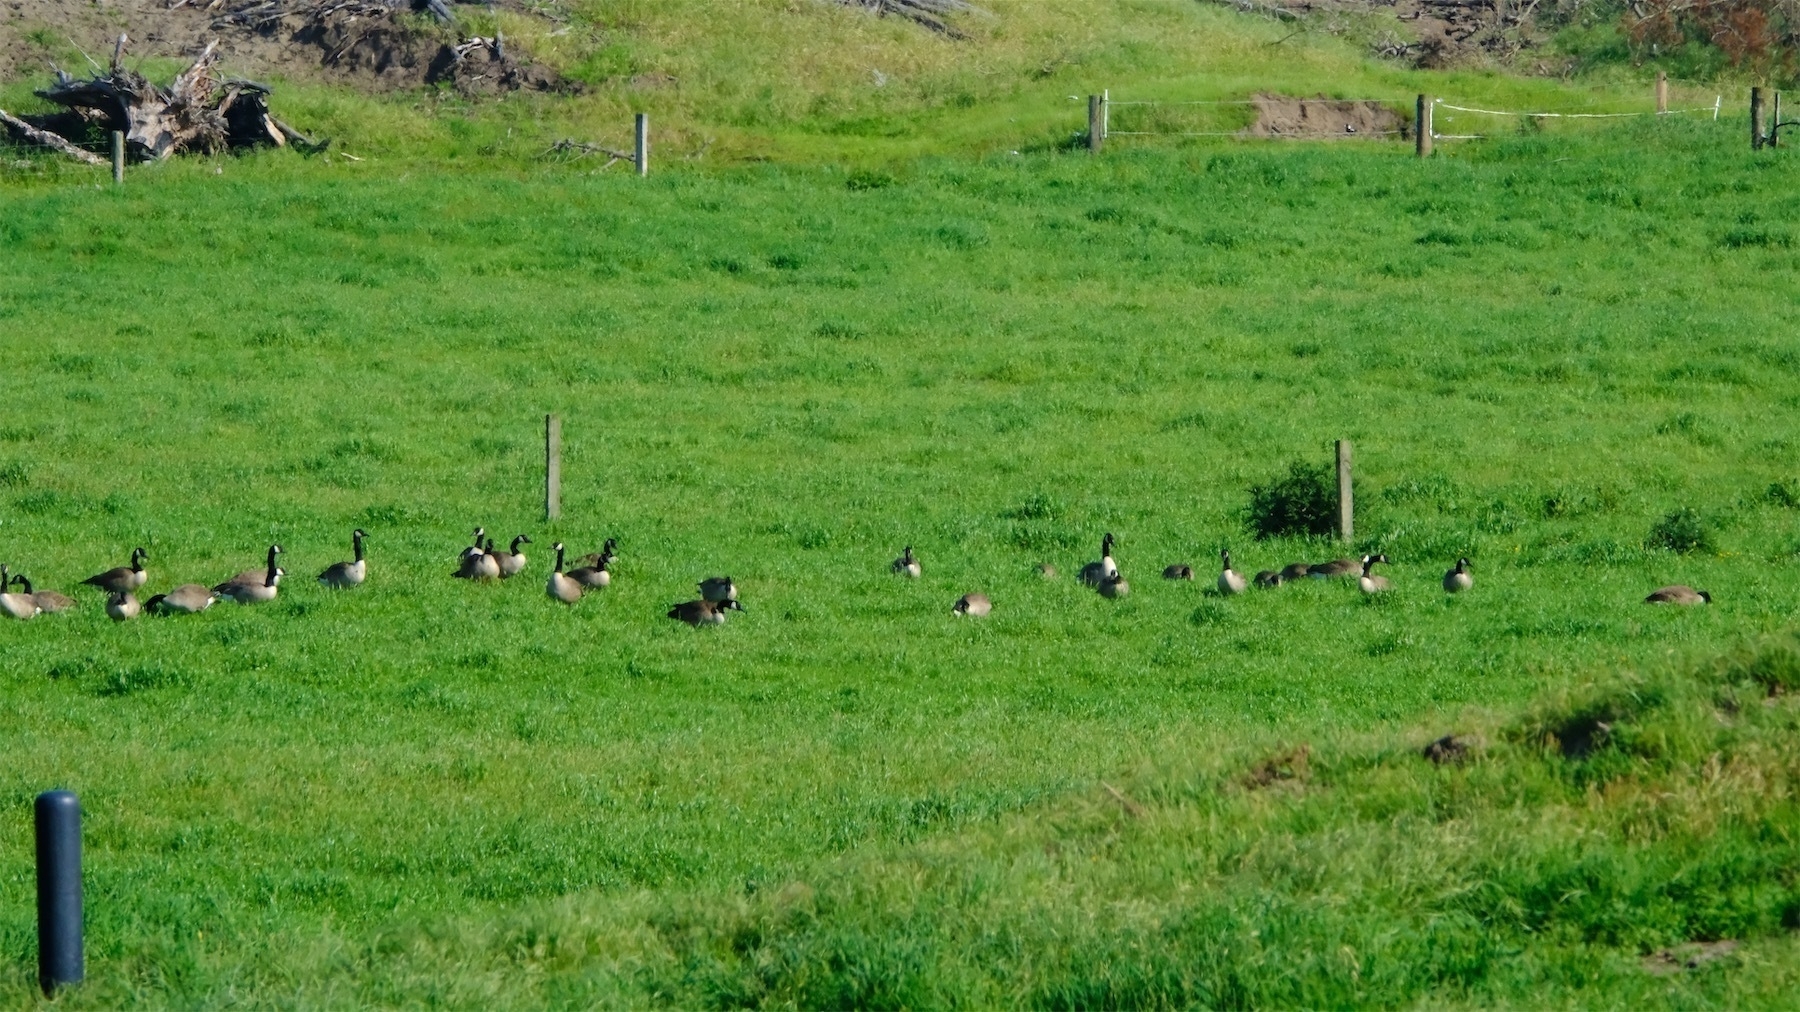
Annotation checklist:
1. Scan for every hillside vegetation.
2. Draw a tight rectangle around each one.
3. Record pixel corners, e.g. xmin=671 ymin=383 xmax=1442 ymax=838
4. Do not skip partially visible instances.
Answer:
xmin=0 ymin=0 xmax=1735 ymax=165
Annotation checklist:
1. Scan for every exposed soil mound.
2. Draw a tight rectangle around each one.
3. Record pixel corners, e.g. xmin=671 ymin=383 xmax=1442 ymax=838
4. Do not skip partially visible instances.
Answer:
xmin=1244 ymin=93 xmax=1405 ymax=139
xmin=0 ymin=0 xmax=569 ymax=95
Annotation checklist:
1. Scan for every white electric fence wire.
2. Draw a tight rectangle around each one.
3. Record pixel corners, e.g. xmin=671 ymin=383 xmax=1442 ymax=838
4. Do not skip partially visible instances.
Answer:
xmin=1434 ymin=98 xmax=1718 ymax=119
xmin=1107 ymin=99 xmax=1401 ymax=106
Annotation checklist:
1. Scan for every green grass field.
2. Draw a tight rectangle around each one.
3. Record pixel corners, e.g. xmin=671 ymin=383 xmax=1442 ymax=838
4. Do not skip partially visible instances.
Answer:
xmin=3 ymin=56 xmax=1800 ymax=1005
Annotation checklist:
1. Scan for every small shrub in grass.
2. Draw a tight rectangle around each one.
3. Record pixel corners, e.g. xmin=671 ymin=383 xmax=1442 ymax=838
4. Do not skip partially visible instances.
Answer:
xmin=1646 ymin=507 xmax=1714 ymax=554
xmin=1715 ymin=635 xmax=1800 ymax=696
xmin=1245 ymin=460 xmax=1336 ymax=539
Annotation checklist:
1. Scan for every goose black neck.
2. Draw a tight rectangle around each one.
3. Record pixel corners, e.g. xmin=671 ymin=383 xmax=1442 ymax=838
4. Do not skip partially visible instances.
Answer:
xmin=132 ymin=548 xmax=146 ymax=571
xmin=554 ymin=545 xmax=566 ymax=573
xmin=14 ymin=575 xmax=31 ymax=594
xmin=353 ymin=533 xmax=365 ymax=562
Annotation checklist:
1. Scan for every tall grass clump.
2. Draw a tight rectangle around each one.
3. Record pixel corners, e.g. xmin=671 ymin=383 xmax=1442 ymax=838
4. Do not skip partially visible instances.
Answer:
xmin=1648 ymin=506 xmax=1715 ymax=554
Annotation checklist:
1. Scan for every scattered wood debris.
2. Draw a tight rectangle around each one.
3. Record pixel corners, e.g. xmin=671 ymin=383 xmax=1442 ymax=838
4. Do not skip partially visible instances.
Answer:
xmin=544 ymin=138 xmax=636 ymax=169
xmin=6 ymin=35 xmax=303 ymax=163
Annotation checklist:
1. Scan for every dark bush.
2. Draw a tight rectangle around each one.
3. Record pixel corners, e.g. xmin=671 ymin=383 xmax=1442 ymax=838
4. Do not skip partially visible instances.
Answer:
xmin=1246 ymin=460 xmax=1337 ymax=540
xmin=1647 ymin=507 xmax=1714 ymax=555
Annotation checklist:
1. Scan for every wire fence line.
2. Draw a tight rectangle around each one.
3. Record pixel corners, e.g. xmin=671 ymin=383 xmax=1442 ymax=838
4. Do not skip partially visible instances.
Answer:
xmin=1092 ymin=91 xmax=1729 ymax=145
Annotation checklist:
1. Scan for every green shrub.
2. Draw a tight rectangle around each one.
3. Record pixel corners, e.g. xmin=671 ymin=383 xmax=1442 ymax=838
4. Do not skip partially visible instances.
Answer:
xmin=1646 ymin=506 xmax=1714 ymax=554
xmin=1245 ymin=460 xmax=1337 ymax=540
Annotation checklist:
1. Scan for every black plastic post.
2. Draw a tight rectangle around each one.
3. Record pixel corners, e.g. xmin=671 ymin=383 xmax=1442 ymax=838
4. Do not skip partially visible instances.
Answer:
xmin=35 ymin=790 xmax=82 ymax=995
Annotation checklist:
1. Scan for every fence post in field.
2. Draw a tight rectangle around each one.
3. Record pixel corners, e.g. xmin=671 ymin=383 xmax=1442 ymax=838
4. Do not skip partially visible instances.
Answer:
xmin=35 ymin=790 xmax=82 ymax=996
xmin=1088 ymin=95 xmax=1103 ymax=153
xmin=634 ymin=113 xmax=648 ymax=177
xmin=1774 ymin=92 xmax=1783 ymax=148
xmin=1655 ymin=71 xmax=1668 ymax=114
xmin=545 ymin=414 xmax=562 ymax=521
xmin=1751 ymin=87 xmax=1764 ymax=150
xmin=1415 ymin=95 xmax=1432 ymax=158
xmin=1336 ymin=440 xmax=1354 ymax=544
xmin=110 ymin=131 xmax=123 ymax=185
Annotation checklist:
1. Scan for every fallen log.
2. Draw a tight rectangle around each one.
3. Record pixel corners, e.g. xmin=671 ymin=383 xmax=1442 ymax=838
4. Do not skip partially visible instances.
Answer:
xmin=30 ymin=37 xmax=282 ymax=161
xmin=0 ymin=109 xmax=106 ymax=165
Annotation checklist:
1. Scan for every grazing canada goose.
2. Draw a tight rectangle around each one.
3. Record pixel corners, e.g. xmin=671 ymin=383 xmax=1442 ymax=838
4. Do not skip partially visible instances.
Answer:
xmin=1254 ymin=570 xmax=1284 ymax=589
xmin=1646 ymin=585 xmax=1711 ymax=605
xmin=1278 ymin=562 xmax=1312 ymax=583
xmin=215 ymin=545 xmax=283 ymax=604
xmin=892 ymin=546 xmax=921 ymax=579
xmin=1 ymin=575 xmax=42 ymax=620
xmin=1098 ymin=572 xmax=1131 ymax=599
xmin=454 ymin=535 xmax=502 ymax=580
xmin=1079 ymin=533 xmax=1119 ymax=587
xmin=1217 ymin=549 xmax=1248 ymax=596
xmin=699 ymin=576 xmax=739 ymax=603
xmin=1358 ymin=554 xmax=1392 ymax=594
xmin=146 ymin=584 xmax=217 ymax=615
xmin=318 ymin=529 xmax=369 ymax=588
xmin=82 ymin=547 xmax=148 ymax=594
xmin=1310 ymin=557 xmax=1361 ymax=579
xmin=495 ymin=535 xmax=532 ymax=578
xmin=1037 ymin=564 xmax=1058 ymax=580
xmin=224 ymin=544 xmax=284 ymax=589
xmin=669 ymin=598 xmax=743 ymax=626
xmin=951 ymin=592 xmax=991 ymax=617
xmin=577 ymin=538 xmax=618 ymax=568
xmin=1443 ymin=557 xmax=1473 ymax=594
xmin=106 ymin=591 xmax=141 ymax=621
xmin=546 ymin=543 xmax=583 ymax=603
xmin=1163 ymin=564 xmax=1194 ymax=581
xmin=567 ymin=556 xmax=612 ymax=589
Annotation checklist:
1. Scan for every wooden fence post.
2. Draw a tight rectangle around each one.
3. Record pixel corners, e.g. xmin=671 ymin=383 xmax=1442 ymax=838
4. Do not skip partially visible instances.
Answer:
xmin=634 ymin=113 xmax=648 ymax=177
xmin=1751 ymin=87 xmax=1764 ymax=150
xmin=545 ymin=414 xmax=562 ymax=521
xmin=1415 ymin=95 xmax=1432 ymax=158
xmin=1655 ymin=71 xmax=1668 ymax=114
xmin=1336 ymin=439 xmax=1353 ymax=544
xmin=1774 ymin=92 xmax=1783 ymax=148
xmin=110 ymin=131 xmax=123 ymax=185
xmin=1088 ymin=95 xmax=1102 ymax=153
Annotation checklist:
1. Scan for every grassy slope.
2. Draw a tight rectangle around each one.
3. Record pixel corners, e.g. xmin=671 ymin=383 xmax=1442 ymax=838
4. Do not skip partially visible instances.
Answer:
xmin=0 ymin=1 xmax=1797 ymax=1005
xmin=2 ymin=0 xmax=1737 ymax=165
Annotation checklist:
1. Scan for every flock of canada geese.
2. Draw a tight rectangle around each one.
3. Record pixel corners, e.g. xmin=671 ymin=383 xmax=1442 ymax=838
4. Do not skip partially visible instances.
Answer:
xmin=0 ymin=526 xmax=1714 ymax=625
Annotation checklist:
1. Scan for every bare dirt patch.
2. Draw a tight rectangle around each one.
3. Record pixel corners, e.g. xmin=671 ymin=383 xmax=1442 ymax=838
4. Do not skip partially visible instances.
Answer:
xmin=1243 ymin=93 xmax=1406 ymax=139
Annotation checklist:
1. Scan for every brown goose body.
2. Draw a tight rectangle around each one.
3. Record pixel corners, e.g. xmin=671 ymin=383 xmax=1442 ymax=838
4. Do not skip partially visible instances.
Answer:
xmin=1310 ymin=558 xmax=1361 ymax=579
xmin=1162 ymin=564 xmax=1194 ymax=581
xmin=1278 ymin=562 xmax=1312 ymax=582
xmin=577 ymin=538 xmax=618 ymax=568
xmin=669 ymin=598 xmax=742 ymax=626
xmin=106 ymin=591 xmax=141 ymax=621
xmin=1254 ymin=570 xmax=1283 ymax=588
xmin=1079 ymin=533 xmax=1118 ymax=587
xmin=1098 ymin=573 xmax=1131 ymax=599
xmin=82 ymin=547 xmax=148 ymax=594
xmin=952 ymin=592 xmax=991 ymax=617
xmin=568 ymin=559 xmax=611 ymax=589
xmin=1646 ymin=585 xmax=1710 ymax=605
xmin=31 ymin=588 xmax=76 ymax=613
xmin=147 ymin=583 xmax=217 ymax=615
